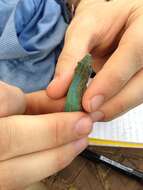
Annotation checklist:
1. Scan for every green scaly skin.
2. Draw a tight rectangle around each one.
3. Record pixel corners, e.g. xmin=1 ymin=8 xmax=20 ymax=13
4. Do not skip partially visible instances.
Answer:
xmin=65 ymin=54 xmax=93 ymax=112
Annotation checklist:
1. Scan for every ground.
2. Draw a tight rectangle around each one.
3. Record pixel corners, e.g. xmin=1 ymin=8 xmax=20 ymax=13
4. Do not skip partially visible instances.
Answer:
xmin=27 ymin=146 xmax=143 ymax=190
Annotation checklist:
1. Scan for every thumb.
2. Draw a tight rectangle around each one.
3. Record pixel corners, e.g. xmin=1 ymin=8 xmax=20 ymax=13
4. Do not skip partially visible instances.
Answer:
xmin=47 ymin=0 xmax=130 ymax=99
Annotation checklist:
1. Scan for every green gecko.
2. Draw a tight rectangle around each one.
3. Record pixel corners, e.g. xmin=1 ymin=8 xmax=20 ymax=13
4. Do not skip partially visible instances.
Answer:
xmin=65 ymin=54 xmax=93 ymax=112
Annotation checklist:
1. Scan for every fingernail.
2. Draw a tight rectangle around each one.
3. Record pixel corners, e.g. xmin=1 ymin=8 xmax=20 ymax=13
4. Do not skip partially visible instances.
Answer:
xmin=75 ymin=117 xmax=93 ymax=136
xmin=90 ymin=111 xmax=104 ymax=122
xmin=90 ymin=95 xmax=104 ymax=112
xmin=74 ymin=138 xmax=88 ymax=154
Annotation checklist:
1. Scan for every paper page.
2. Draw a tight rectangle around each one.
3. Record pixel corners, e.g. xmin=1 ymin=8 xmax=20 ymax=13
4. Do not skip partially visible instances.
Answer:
xmin=89 ymin=103 xmax=143 ymax=143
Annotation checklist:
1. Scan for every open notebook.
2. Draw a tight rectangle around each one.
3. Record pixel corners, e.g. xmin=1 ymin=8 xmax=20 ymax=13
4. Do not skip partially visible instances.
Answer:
xmin=89 ymin=103 xmax=143 ymax=148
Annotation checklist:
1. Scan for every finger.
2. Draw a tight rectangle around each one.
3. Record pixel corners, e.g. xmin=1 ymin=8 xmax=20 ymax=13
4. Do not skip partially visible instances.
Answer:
xmin=47 ymin=0 xmax=130 ymax=99
xmin=0 ymin=138 xmax=88 ymax=190
xmin=83 ymin=12 xmax=143 ymax=112
xmin=0 ymin=81 xmax=26 ymax=117
xmin=83 ymin=41 xmax=143 ymax=113
xmin=0 ymin=112 xmax=92 ymax=160
xmin=46 ymin=20 xmax=93 ymax=99
xmin=25 ymin=90 xmax=65 ymax=114
xmin=92 ymin=55 xmax=109 ymax=73
xmin=90 ymin=69 xmax=143 ymax=121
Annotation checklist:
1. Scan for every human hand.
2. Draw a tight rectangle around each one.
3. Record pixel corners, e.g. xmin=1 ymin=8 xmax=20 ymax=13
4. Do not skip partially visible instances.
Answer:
xmin=0 ymin=80 xmax=66 ymax=115
xmin=25 ymin=90 xmax=66 ymax=114
xmin=0 ymin=81 xmax=26 ymax=116
xmin=0 ymin=84 xmax=92 ymax=190
xmin=47 ymin=0 xmax=143 ymax=121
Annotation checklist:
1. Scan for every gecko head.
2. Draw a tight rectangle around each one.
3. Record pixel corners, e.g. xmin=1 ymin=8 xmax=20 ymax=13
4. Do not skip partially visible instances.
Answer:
xmin=75 ymin=53 xmax=94 ymax=76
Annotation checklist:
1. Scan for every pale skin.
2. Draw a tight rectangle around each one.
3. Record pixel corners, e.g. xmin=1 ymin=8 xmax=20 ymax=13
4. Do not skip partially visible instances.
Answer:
xmin=0 ymin=82 xmax=92 ymax=190
xmin=1 ymin=0 xmax=143 ymax=188
xmin=47 ymin=0 xmax=143 ymax=121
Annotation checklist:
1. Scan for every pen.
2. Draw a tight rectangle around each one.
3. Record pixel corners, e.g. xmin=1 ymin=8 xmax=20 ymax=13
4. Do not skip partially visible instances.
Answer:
xmin=80 ymin=149 xmax=143 ymax=182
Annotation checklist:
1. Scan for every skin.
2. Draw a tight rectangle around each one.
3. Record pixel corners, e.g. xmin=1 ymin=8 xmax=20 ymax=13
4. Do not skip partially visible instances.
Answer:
xmin=2 ymin=0 xmax=143 ymax=188
xmin=0 ymin=82 xmax=93 ymax=190
xmin=47 ymin=0 xmax=143 ymax=121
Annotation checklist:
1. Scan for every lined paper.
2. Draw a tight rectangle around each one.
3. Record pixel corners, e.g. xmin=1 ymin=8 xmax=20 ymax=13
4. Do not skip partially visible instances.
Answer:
xmin=89 ymin=103 xmax=143 ymax=143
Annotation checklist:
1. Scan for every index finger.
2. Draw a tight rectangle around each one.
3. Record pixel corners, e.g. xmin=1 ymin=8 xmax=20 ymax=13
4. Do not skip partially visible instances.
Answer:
xmin=25 ymin=90 xmax=65 ymax=114
xmin=46 ymin=0 xmax=131 ymax=99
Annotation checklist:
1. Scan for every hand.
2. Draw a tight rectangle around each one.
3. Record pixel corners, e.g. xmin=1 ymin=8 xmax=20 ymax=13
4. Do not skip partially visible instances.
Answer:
xmin=47 ymin=0 xmax=143 ymax=121
xmin=25 ymin=90 xmax=66 ymax=115
xmin=0 ymin=81 xmax=26 ymax=116
xmin=0 ymin=83 xmax=92 ymax=190
xmin=0 ymin=81 xmax=66 ymax=116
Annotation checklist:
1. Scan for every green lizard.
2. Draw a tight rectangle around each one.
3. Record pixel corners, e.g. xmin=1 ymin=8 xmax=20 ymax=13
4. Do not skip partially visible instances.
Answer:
xmin=65 ymin=54 xmax=93 ymax=112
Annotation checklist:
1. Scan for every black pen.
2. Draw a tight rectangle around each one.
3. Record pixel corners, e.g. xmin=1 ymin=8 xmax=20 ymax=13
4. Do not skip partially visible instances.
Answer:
xmin=80 ymin=149 xmax=143 ymax=182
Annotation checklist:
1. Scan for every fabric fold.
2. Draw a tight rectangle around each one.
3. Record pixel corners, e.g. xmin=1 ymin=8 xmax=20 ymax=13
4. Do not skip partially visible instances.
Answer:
xmin=0 ymin=0 xmax=68 ymax=92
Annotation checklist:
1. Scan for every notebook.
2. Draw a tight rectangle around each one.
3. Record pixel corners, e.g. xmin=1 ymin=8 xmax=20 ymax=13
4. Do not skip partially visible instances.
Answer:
xmin=89 ymin=103 xmax=143 ymax=148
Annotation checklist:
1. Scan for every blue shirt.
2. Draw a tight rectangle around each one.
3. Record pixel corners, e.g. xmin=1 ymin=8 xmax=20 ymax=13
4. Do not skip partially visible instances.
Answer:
xmin=0 ymin=0 xmax=68 ymax=92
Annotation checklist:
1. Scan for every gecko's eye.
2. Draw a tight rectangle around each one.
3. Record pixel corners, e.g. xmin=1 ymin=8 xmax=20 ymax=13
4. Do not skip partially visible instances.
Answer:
xmin=90 ymin=71 xmax=96 ymax=78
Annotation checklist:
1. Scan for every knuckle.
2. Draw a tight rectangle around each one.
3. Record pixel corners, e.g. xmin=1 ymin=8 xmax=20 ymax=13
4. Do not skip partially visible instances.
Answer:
xmin=0 ymin=82 xmax=25 ymax=116
xmin=65 ymin=15 xmax=101 ymax=44
xmin=0 ymin=118 xmax=16 ymax=160
xmin=115 ymin=98 xmax=128 ymax=114
xmin=101 ymin=99 xmax=126 ymax=121
xmin=129 ymin=0 xmax=143 ymax=13
xmin=0 ymin=119 xmax=10 ymax=160
xmin=123 ymin=42 xmax=143 ymax=70
xmin=53 ymin=117 xmax=60 ymax=146
xmin=121 ymin=42 xmax=143 ymax=71
xmin=65 ymin=17 xmax=94 ymax=38
xmin=0 ymin=88 xmax=10 ymax=115
xmin=58 ymin=51 xmax=77 ymax=67
xmin=77 ymin=14 xmax=103 ymax=41
xmin=108 ymin=72 xmax=127 ymax=91
xmin=54 ymin=116 xmax=66 ymax=146
xmin=133 ymin=43 xmax=143 ymax=69
xmin=55 ymin=148 xmax=69 ymax=172
xmin=115 ymin=73 xmax=127 ymax=86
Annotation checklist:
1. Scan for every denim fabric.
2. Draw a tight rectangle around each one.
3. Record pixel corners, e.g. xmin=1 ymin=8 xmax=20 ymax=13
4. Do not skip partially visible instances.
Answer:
xmin=0 ymin=0 xmax=68 ymax=92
